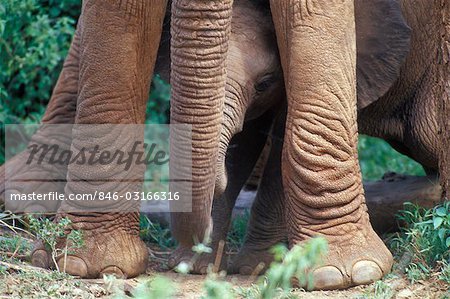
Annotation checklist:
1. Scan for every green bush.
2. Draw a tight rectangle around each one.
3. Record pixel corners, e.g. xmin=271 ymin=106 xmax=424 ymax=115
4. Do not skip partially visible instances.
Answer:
xmin=0 ymin=0 xmax=171 ymax=164
xmin=358 ymin=135 xmax=425 ymax=180
xmin=0 ymin=0 xmax=80 ymax=164
xmin=0 ymin=0 xmax=80 ymax=124
xmin=390 ymin=201 xmax=450 ymax=283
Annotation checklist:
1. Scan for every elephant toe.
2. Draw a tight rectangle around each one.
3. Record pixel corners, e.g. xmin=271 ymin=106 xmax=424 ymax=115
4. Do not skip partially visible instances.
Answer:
xmin=228 ymin=248 xmax=271 ymax=275
xmin=168 ymin=246 xmax=195 ymax=271
xmin=312 ymin=266 xmax=344 ymax=290
xmin=58 ymin=256 xmax=89 ymax=277
xmin=100 ymin=265 xmax=125 ymax=278
xmin=351 ymin=260 xmax=383 ymax=285
xmin=31 ymin=249 xmax=50 ymax=269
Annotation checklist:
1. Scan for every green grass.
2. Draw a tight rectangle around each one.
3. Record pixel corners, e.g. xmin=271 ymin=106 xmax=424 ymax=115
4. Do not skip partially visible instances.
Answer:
xmin=358 ymin=280 xmax=395 ymax=299
xmin=227 ymin=211 xmax=250 ymax=252
xmin=389 ymin=201 xmax=450 ymax=283
xmin=139 ymin=215 xmax=176 ymax=249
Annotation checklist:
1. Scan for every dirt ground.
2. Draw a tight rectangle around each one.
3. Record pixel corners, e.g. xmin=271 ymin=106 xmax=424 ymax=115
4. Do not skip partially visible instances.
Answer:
xmin=1 ymin=245 xmax=449 ymax=299
xmin=0 ymin=224 xmax=449 ymax=298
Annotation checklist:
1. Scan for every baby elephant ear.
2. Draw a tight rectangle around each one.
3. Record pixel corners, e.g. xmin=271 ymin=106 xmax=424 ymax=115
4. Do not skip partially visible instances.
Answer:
xmin=356 ymin=0 xmax=411 ymax=109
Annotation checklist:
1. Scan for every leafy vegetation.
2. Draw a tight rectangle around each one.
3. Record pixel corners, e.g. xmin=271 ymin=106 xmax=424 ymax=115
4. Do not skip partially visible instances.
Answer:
xmin=256 ymin=238 xmax=327 ymax=296
xmin=358 ymin=135 xmax=425 ymax=180
xmin=227 ymin=210 xmax=250 ymax=252
xmin=28 ymin=216 xmax=84 ymax=273
xmin=104 ymin=275 xmax=177 ymax=299
xmin=389 ymin=201 xmax=450 ymax=283
xmin=0 ymin=234 xmax=32 ymax=256
xmin=152 ymin=237 xmax=327 ymax=299
xmin=357 ymin=279 xmax=396 ymax=299
xmin=139 ymin=215 xmax=176 ymax=249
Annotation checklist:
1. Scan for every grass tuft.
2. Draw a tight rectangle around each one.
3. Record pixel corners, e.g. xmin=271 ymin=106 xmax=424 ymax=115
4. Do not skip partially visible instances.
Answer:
xmin=389 ymin=201 xmax=450 ymax=282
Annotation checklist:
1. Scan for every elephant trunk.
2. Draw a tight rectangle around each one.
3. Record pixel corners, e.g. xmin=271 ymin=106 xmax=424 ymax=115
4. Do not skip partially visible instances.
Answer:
xmin=215 ymin=91 xmax=246 ymax=197
xmin=169 ymin=0 xmax=233 ymax=246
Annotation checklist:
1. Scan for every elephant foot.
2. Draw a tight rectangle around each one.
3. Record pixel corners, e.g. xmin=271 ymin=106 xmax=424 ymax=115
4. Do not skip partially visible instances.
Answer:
xmin=31 ymin=213 xmax=148 ymax=278
xmin=228 ymin=247 xmax=274 ymax=275
xmin=168 ymin=243 xmax=227 ymax=274
xmin=302 ymin=226 xmax=393 ymax=290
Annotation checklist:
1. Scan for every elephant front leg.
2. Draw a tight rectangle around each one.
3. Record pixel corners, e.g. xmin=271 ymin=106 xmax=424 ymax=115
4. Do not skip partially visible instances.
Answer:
xmin=270 ymin=0 xmax=392 ymax=290
xmin=31 ymin=0 xmax=168 ymax=278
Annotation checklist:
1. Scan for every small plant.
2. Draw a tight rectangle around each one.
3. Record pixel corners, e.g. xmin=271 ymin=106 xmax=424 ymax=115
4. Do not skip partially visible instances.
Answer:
xmin=201 ymin=269 xmax=236 ymax=299
xmin=390 ymin=201 xmax=450 ymax=282
xmin=139 ymin=215 xmax=176 ymax=249
xmin=27 ymin=216 xmax=84 ymax=273
xmin=358 ymin=280 xmax=395 ymax=299
xmin=0 ymin=265 xmax=107 ymax=298
xmin=438 ymin=261 xmax=450 ymax=284
xmin=227 ymin=211 xmax=250 ymax=252
xmin=106 ymin=275 xmax=176 ymax=299
xmin=258 ymin=237 xmax=327 ymax=297
xmin=0 ymin=234 xmax=32 ymax=256
xmin=201 ymin=237 xmax=327 ymax=299
xmin=0 ymin=264 xmax=7 ymax=276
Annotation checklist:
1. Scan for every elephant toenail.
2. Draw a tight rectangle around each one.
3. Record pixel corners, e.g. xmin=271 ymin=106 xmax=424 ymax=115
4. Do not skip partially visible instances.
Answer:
xmin=58 ymin=256 xmax=88 ymax=278
xmin=31 ymin=249 xmax=49 ymax=269
xmin=312 ymin=266 xmax=344 ymax=290
xmin=352 ymin=261 xmax=382 ymax=285
xmin=101 ymin=266 xmax=125 ymax=278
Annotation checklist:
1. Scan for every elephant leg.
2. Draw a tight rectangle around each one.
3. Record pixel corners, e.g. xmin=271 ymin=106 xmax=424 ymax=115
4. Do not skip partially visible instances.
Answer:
xmin=270 ymin=0 xmax=392 ymax=290
xmin=31 ymin=0 xmax=168 ymax=278
xmin=229 ymin=109 xmax=287 ymax=275
xmin=0 ymin=26 xmax=80 ymax=212
xmin=168 ymin=109 xmax=275 ymax=273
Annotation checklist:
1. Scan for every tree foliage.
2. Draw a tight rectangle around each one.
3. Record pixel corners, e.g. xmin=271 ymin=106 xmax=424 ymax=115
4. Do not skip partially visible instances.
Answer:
xmin=0 ymin=0 xmax=171 ymax=163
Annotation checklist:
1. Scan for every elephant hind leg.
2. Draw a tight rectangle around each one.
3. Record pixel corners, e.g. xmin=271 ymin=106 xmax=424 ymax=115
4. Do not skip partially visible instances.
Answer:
xmin=229 ymin=110 xmax=287 ymax=275
xmin=0 ymin=25 xmax=81 ymax=212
